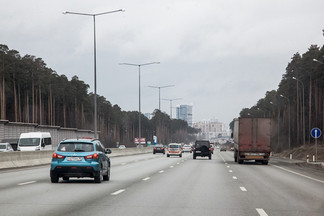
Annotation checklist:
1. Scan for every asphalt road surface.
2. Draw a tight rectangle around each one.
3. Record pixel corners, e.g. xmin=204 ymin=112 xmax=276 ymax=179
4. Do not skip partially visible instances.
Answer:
xmin=0 ymin=151 xmax=323 ymax=216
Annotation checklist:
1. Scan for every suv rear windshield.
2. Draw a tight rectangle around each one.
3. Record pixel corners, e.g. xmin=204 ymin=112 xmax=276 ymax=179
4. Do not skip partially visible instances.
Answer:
xmin=169 ymin=144 xmax=180 ymax=148
xmin=58 ymin=143 xmax=94 ymax=152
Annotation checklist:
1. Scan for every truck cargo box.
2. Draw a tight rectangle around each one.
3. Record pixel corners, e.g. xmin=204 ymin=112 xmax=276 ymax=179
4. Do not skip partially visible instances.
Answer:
xmin=233 ymin=118 xmax=271 ymax=164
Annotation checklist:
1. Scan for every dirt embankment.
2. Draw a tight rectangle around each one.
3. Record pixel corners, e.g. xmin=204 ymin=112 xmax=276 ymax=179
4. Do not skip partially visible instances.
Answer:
xmin=274 ymin=144 xmax=324 ymax=162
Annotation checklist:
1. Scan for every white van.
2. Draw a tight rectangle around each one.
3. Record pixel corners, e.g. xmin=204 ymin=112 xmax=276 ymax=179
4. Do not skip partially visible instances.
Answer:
xmin=17 ymin=132 xmax=52 ymax=151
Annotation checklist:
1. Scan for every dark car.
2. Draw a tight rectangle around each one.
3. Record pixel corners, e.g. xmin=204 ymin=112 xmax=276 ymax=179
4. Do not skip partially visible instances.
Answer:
xmin=193 ymin=140 xmax=212 ymax=160
xmin=153 ymin=144 xmax=165 ymax=154
xmin=50 ymin=138 xmax=111 ymax=183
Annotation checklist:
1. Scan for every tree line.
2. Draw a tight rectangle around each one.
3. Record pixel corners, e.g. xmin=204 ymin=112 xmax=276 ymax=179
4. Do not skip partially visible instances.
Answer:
xmin=230 ymin=44 xmax=324 ymax=152
xmin=0 ymin=44 xmax=198 ymax=147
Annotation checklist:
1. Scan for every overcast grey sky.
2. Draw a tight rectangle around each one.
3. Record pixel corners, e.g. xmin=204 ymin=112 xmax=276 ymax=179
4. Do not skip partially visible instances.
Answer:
xmin=1 ymin=0 xmax=324 ymax=125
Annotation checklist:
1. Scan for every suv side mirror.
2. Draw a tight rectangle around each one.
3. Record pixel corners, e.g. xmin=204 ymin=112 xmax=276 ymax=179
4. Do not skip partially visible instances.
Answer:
xmin=105 ymin=148 xmax=111 ymax=154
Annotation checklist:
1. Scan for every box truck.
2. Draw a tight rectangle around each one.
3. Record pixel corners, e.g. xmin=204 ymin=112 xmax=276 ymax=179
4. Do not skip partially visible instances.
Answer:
xmin=233 ymin=118 xmax=271 ymax=165
xmin=17 ymin=132 xmax=52 ymax=151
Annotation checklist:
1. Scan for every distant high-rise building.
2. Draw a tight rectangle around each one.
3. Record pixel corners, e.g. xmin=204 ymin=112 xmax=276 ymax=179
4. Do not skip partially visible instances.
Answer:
xmin=176 ymin=105 xmax=193 ymax=127
xmin=193 ymin=119 xmax=229 ymax=141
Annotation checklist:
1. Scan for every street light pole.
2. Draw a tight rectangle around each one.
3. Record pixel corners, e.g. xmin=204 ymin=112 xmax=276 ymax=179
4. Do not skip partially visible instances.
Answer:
xmin=63 ymin=9 xmax=124 ymax=139
xmin=119 ymin=62 xmax=160 ymax=145
xmin=292 ymin=77 xmax=305 ymax=146
xmin=162 ymin=98 xmax=182 ymax=118
xmin=280 ymin=94 xmax=291 ymax=153
xmin=270 ymin=101 xmax=280 ymax=149
xmin=147 ymin=85 xmax=174 ymax=110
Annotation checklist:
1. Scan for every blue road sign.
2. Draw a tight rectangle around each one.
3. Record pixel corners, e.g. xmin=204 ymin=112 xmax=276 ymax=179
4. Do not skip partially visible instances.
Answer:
xmin=311 ymin=128 xmax=322 ymax=139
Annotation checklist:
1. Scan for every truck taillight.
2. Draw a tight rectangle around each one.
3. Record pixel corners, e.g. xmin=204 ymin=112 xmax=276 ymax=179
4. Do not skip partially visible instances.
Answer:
xmin=85 ymin=153 xmax=99 ymax=159
xmin=53 ymin=153 xmax=65 ymax=159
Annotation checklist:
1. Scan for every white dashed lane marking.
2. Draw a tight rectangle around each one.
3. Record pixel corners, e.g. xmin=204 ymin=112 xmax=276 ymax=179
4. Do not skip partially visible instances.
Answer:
xmin=233 ymin=176 xmax=237 ymax=180
xmin=159 ymin=170 xmax=164 ymax=173
xmin=240 ymin=187 xmax=247 ymax=192
xmin=18 ymin=181 xmax=36 ymax=186
xmin=256 ymin=208 xmax=268 ymax=216
xmin=111 ymin=189 xmax=126 ymax=195
xmin=142 ymin=177 xmax=150 ymax=181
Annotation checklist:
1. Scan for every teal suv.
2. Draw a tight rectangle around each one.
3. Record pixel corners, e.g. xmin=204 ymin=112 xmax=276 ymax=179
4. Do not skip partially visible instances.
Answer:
xmin=50 ymin=138 xmax=111 ymax=183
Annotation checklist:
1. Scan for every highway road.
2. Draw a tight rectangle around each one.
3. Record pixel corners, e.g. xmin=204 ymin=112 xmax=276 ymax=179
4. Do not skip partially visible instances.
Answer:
xmin=0 ymin=151 xmax=323 ymax=216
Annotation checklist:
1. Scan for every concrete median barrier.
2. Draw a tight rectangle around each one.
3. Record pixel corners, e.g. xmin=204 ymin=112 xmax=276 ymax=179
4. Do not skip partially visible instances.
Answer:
xmin=0 ymin=147 xmax=152 ymax=169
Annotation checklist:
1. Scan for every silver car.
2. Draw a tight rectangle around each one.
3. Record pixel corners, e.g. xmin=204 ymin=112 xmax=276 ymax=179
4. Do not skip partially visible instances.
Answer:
xmin=182 ymin=144 xmax=192 ymax=153
xmin=0 ymin=143 xmax=14 ymax=152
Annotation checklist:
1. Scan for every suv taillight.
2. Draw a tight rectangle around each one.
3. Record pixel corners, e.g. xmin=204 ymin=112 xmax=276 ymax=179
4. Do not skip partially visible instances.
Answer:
xmin=84 ymin=153 xmax=99 ymax=159
xmin=53 ymin=153 xmax=65 ymax=159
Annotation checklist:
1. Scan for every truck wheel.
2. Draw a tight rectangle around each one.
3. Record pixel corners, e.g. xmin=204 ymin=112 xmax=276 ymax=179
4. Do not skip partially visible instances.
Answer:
xmin=167 ymin=154 xmax=170 ymax=157
xmin=179 ymin=154 xmax=182 ymax=158
xmin=63 ymin=176 xmax=69 ymax=181
xmin=262 ymin=160 xmax=268 ymax=165
xmin=238 ymin=159 xmax=243 ymax=164
xmin=193 ymin=154 xmax=196 ymax=159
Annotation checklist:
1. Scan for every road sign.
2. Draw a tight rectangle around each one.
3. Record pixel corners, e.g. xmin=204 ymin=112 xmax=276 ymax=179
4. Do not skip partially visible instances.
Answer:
xmin=311 ymin=128 xmax=322 ymax=139
xmin=140 ymin=138 xmax=146 ymax=144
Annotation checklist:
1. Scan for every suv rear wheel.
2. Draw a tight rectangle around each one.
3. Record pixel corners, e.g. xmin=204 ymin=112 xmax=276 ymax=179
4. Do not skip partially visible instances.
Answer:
xmin=94 ymin=169 xmax=102 ymax=183
xmin=103 ymin=167 xmax=110 ymax=181
xmin=50 ymin=172 xmax=59 ymax=183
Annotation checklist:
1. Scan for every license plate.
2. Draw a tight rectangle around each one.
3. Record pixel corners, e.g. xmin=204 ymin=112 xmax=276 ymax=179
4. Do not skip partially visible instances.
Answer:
xmin=246 ymin=155 xmax=264 ymax=159
xmin=196 ymin=151 xmax=201 ymax=153
xmin=67 ymin=157 xmax=82 ymax=161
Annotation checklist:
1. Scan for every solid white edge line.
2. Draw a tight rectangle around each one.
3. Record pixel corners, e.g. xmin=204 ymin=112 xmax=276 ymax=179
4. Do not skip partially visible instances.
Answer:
xmin=256 ymin=208 xmax=268 ymax=216
xmin=111 ymin=189 xmax=125 ymax=195
xmin=142 ymin=177 xmax=150 ymax=181
xmin=272 ymin=164 xmax=324 ymax=184
xmin=240 ymin=186 xmax=247 ymax=191
xmin=18 ymin=181 xmax=36 ymax=186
